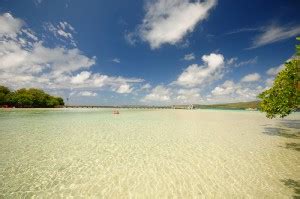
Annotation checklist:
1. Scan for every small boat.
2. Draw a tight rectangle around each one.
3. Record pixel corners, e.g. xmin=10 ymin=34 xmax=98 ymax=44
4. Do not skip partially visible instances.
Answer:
xmin=112 ymin=110 xmax=120 ymax=114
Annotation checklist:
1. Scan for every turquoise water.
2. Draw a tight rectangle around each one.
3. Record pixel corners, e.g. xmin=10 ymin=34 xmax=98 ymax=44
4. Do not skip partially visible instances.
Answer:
xmin=0 ymin=108 xmax=299 ymax=198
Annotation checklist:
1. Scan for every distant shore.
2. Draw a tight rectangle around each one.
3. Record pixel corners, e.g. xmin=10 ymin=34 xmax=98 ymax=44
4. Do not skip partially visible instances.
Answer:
xmin=1 ymin=101 xmax=261 ymax=110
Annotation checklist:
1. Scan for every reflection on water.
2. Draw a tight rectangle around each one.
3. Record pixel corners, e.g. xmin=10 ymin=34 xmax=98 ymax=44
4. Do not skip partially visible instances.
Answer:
xmin=263 ymin=127 xmax=299 ymax=139
xmin=283 ymin=143 xmax=300 ymax=151
xmin=0 ymin=108 xmax=299 ymax=198
xmin=281 ymin=179 xmax=300 ymax=199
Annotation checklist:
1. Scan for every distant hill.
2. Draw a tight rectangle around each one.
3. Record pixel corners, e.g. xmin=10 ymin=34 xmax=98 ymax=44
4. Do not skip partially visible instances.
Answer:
xmin=194 ymin=101 xmax=260 ymax=110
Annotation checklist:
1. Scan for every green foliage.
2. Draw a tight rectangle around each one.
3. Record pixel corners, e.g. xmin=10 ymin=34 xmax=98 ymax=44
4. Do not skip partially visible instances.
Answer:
xmin=0 ymin=85 xmax=64 ymax=108
xmin=194 ymin=101 xmax=259 ymax=110
xmin=297 ymin=37 xmax=300 ymax=56
xmin=0 ymin=85 xmax=10 ymax=95
xmin=0 ymin=85 xmax=11 ymax=105
xmin=258 ymin=59 xmax=300 ymax=118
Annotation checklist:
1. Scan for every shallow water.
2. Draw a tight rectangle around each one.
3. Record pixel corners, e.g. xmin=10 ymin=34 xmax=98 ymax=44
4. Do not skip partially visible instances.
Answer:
xmin=0 ymin=108 xmax=299 ymax=198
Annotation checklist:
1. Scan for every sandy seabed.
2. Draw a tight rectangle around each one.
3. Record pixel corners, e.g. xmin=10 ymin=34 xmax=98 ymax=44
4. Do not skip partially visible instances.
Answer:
xmin=0 ymin=108 xmax=299 ymax=198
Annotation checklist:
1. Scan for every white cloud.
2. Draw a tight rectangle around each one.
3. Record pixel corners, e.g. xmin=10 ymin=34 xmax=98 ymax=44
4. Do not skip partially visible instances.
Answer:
xmin=115 ymin=84 xmax=133 ymax=94
xmin=124 ymin=31 xmax=138 ymax=46
xmin=211 ymin=80 xmax=235 ymax=96
xmin=226 ymin=57 xmax=238 ymax=65
xmin=227 ymin=57 xmax=257 ymax=67
xmin=112 ymin=58 xmax=121 ymax=63
xmin=59 ymin=21 xmax=75 ymax=32
xmin=241 ymin=73 xmax=261 ymax=82
xmin=0 ymin=41 xmax=96 ymax=75
xmin=78 ymin=91 xmax=97 ymax=97
xmin=57 ymin=29 xmax=72 ymax=39
xmin=45 ymin=21 xmax=77 ymax=47
xmin=175 ymin=88 xmax=202 ymax=103
xmin=266 ymin=55 xmax=294 ymax=76
xmin=250 ymin=24 xmax=300 ymax=49
xmin=22 ymin=29 xmax=38 ymax=41
xmin=183 ymin=53 xmax=195 ymax=61
xmin=141 ymin=86 xmax=203 ymax=104
xmin=264 ymin=56 xmax=294 ymax=88
xmin=265 ymin=77 xmax=274 ymax=88
xmin=143 ymin=85 xmax=171 ymax=102
xmin=139 ymin=0 xmax=217 ymax=49
xmin=174 ymin=53 xmax=224 ymax=87
xmin=140 ymin=83 xmax=151 ymax=90
xmin=0 ymin=13 xmax=144 ymax=96
xmin=0 ymin=13 xmax=24 ymax=38
xmin=210 ymin=80 xmax=264 ymax=103
xmin=266 ymin=65 xmax=284 ymax=76
xmin=225 ymin=27 xmax=261 ymax=35
xmin=71 ymin=71 xmax=91 ymax=84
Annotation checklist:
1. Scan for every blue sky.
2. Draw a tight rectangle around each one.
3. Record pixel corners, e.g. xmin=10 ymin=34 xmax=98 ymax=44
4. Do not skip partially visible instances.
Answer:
xmin=0 ymin=0 xmax=299 ymax=105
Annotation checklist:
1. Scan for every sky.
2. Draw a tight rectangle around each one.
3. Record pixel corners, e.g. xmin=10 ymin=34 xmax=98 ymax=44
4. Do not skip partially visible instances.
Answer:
xmin=0 ymin=0 xmax=299 ymax=105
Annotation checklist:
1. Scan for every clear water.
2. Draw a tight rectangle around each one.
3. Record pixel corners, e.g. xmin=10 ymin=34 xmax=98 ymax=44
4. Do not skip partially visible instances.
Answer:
xmin=0 ymin=108 xmax=299 ymax=198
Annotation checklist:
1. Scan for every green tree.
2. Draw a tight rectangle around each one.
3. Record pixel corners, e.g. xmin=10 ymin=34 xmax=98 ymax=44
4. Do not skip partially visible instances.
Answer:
xmin=27 ymin=88 xmax=48 ymax=107
xmin=0 ymin=85 xmax=65 ymax=108
xmin=0 ymin=85 xmax=11 ymax=105
xmin=56 ymin=97 xmax=65 ymax=106
xmin=12 ymin=89 xmax=34 ymax=108
xmin=297 ymin=37 xmax=300 ymax=56
xmin=258 ymin=38 xmax=300 ymax=118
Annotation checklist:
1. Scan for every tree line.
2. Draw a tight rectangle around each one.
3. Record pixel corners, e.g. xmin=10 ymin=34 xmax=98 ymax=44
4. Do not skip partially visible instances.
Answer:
xmin=0 ymin=85 xmax=64 ymax=108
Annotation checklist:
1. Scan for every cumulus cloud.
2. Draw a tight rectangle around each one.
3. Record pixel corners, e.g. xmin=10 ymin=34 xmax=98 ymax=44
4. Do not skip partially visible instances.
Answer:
xmin=0 ymin=13 xmax=24 ymax=38
xmin=183 ymin=53 xmax=195 ymax=61
xmin=78 ymin=91 xmax=98 ymax=97
xmin=211 ymin=80 xmax=235 ymax=96
xmin=0 ymin=41 xmax=96 ymax=75
xmin=175 ymin=88 xmax=202 ymax=103
xmin=210 ymin=80 xmax=264 ymax=102
xmin=174 ymin=53 xmax=224 ymax=87
xmin=142 ymin=85 xmax=202 ymax=104
xmin=115 ymin=84 xmax=133 ymax=94
xmin=241 ymin=73 xmax=261 ymax=82
xmin=138 ymin=0 xmax=217 ymax=49
xmin=250 ymin=24 xmax=300 ymax=49
xmin=142 ymin=85 xmax=171 ymax=102
xmin=71 ymin=71 xmax=91 ymax=84
xmin=0 ymin=13 xmax=144 ymax=96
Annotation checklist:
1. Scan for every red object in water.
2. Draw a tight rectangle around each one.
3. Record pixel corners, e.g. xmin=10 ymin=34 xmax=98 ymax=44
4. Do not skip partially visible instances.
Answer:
xmin=113 ymin=110 xmax=120 ymax=114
